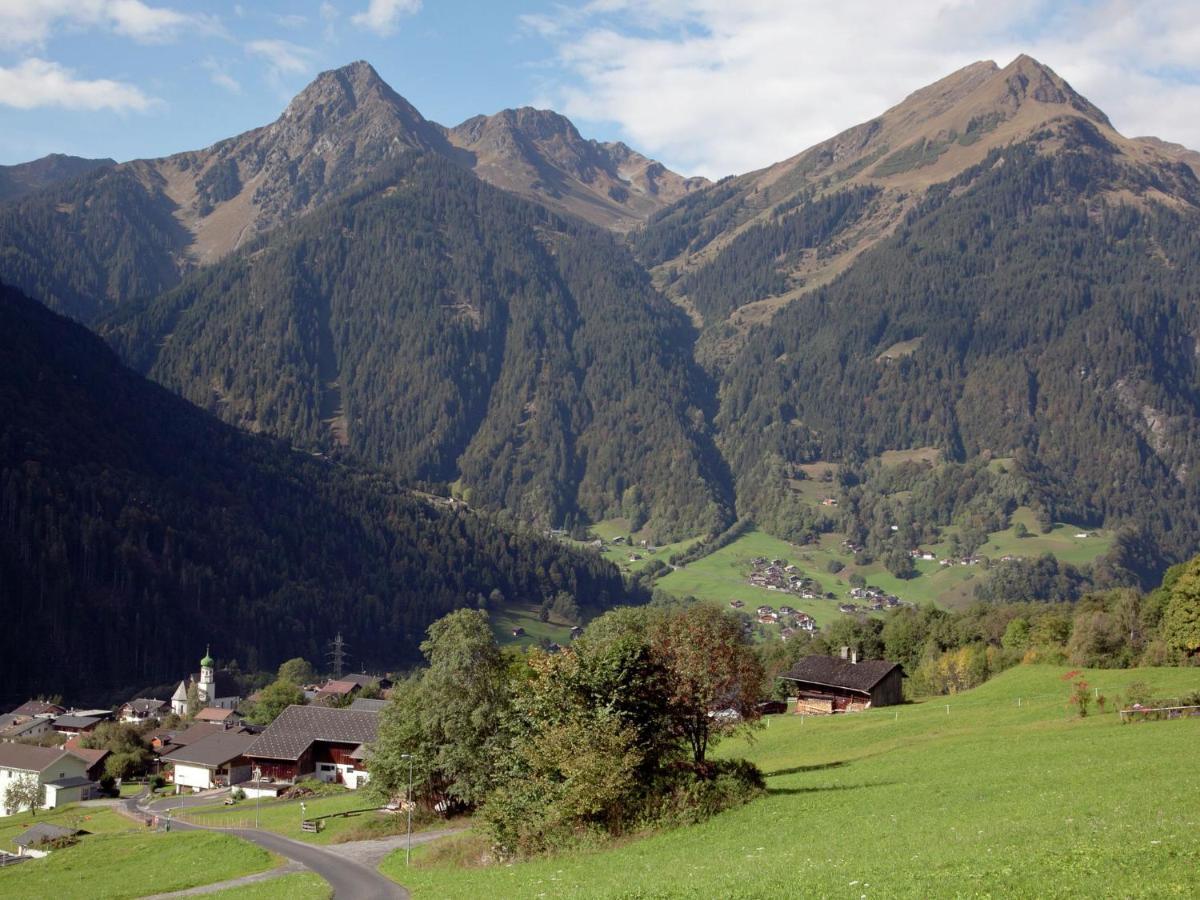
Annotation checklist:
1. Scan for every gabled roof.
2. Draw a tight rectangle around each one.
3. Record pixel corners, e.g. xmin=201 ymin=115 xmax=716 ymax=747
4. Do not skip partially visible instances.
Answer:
xmin=164 ymin=722 xmax=238 ymax=748
xmin=779 ymin=656 xmax=903 ymax=695
xmin=195 ymin=707 xmax=237 ymax=723
xmin=13 ymin=823 xmax=82 ymax=848
xmin=162 ymin=731 xmax=257 ymax=768
xmin=0 ymin=743 xmax=68 ymax=773
xmin=44 ymin=775 xmax=94 ymax=789
xmin=9 ymin=701 xmax=65 ymax=717
xmin=315 ymin=679 xmax=358 ymax=696
xmin=246 ymin=705 xmax=378 ymax=761
xmin=123 ymin=698 xmax=169 ymax=714
xmin=53 ymin=715 xmax=103 ymax=729
xmin=348 ymin=698 xmax=387 ymax=712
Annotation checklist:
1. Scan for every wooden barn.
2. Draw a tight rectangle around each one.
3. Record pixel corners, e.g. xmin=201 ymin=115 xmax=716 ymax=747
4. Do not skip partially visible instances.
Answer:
xmin=778 ymin=649 xmax=904 ymax=714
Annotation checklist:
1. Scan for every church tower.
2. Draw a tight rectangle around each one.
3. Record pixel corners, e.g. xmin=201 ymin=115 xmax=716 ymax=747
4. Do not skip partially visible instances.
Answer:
xmin=198 ymin=646 xmax=215 ymax=704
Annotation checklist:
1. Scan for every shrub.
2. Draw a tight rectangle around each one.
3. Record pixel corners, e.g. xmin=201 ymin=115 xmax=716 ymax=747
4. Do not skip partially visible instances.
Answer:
xmin=231 ymin=787 xmax=246 ymax=801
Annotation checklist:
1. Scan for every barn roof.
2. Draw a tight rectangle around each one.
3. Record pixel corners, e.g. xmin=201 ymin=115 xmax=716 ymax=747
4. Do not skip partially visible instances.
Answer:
xmin=13 ymin=823 xmax=82 ymax=848
xmin=161 ymin=731 xmax=257 ymax=768
xmin=779 ymin=656 xmax=903 ymax=694
xmin=245 ymin=705 xmax=378 ymax=761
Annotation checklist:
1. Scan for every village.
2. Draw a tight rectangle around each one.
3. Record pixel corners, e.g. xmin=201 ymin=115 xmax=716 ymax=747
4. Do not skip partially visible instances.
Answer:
xmin=0 ymin=647 xmax=393 ymax=845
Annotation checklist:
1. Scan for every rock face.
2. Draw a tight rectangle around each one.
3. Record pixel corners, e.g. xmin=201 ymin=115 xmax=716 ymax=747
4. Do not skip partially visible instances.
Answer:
xmin=162 ymin=60 xmax=450 ymax=262
xmin=0 ymin=153 xmax=115 ymax=203
xmin=446 ymin=106 xmax=707 ymax=231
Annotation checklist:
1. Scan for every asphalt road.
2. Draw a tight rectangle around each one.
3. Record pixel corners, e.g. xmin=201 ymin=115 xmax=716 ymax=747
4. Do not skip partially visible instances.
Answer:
xmin=128 ymin=790 xmax=407 ymax=899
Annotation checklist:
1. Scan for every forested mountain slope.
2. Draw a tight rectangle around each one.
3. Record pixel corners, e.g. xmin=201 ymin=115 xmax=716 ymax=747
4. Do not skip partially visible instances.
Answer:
xmin=635 ymin=56 xmax=1200 ymax=361
xmin=105 ymin=154 xmax=731 ymax=540
xmin=0 ymin=283 xmax=632 ymax=704
xmin=716 ymin=121 xmax=1200 ymax=570
xmin=0 ymin=153 xmax=115 ymax=203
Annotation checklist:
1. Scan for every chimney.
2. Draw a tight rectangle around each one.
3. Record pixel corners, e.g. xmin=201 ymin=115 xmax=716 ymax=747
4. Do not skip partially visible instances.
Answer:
xmin=851 ymin=649 xmax=859 ymax=665
xmin=840 ymin=646 xmax=849 ymax=660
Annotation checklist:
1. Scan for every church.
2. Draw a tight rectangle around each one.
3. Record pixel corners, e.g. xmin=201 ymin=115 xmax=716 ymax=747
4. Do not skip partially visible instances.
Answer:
xmin=170 ymin=648 xmax=243 ymax=717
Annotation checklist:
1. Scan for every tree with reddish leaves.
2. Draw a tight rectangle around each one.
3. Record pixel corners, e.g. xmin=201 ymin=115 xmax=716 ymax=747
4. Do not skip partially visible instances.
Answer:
xmin=649 ymin=604 xmax=764 ymax=766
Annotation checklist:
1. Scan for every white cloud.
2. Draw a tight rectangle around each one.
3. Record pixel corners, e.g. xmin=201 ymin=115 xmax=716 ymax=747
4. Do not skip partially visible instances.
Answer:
xmin=530 ymin=0 xmax=1200 ymax=178
xmin=351 ymin=0 xmax=421 ymax=37
xmin=0 ymin=57 xmax=154 ymax=111
xmin=246 ymin=38 xmax=316 ymax=79
xmin=202 ymin=57 xmax=241 ymax=94
xmin=0 ymin=0 xmax=218 ymax=48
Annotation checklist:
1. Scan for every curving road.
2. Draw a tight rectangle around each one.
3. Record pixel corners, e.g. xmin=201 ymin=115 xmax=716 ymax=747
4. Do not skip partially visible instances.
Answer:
xmin=127 ymin=790 xmax=408 ymax=899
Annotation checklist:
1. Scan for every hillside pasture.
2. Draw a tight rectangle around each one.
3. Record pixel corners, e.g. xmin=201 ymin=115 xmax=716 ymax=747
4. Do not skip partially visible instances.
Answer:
xmin=387 ymin=665 xmax=1200 ymax=898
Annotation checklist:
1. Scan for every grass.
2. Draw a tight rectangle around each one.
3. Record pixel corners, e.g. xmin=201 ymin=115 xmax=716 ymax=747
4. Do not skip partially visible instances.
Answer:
xmin=179 ymin=790 xmax=386 ymax=845
xmin=587 ymin=518 xmax=702 ymax=575
xmin=490 ymin=604 xmax=574 ymax=650
xmin=384 ymin=665 xmax=1200 ymax=898
xmin=204 ymin=872 xmax=331 ymax=898
xmin=0 ymin=804 xmax=130 ymax=853
xmin=0 ymin=829 xmax=275 ymax=899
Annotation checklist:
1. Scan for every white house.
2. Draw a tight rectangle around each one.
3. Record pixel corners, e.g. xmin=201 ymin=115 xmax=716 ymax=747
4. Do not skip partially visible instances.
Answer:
xmin=161 ymin=730 xmax=257 ymax=793
xmin=0 ymin=745 xmax=91 ymax=815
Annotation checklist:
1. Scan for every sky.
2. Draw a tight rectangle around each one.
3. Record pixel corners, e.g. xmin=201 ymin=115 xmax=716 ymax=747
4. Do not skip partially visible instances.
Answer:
xmin=0 ymin=1 xmax=1198 ymax=178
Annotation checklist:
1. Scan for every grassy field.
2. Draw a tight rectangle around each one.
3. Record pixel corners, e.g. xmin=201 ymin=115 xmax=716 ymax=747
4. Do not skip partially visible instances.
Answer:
xmin=0 ymin=829 xmax=275 ymax=899
xmin=205 ymin=872 xmax=331 ymax=898
xmin=179 ymin=790 xmax=390 ymax=845
xmin=0 ymin=804 xmax=130 ymax=853
xmin=589 ymin=518 xmax=702 ymax=575
xmin=650 ymin=508 xmax=1115 ymax=627
xmin=385 ymin=665 xmax=1200 ymax=898
xmin=490 ymin=604 xmax=574 ymax=650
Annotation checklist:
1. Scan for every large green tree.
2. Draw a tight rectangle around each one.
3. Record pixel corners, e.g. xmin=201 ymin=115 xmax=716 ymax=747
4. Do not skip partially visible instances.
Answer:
xmin=1162 ymin=563 xmax=1200 ymax=658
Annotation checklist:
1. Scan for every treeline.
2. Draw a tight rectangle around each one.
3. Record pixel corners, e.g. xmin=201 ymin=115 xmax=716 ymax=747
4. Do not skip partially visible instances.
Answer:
xmin=718 ymin=122 xmax=1200 ymax=577
xmin=106 ymin=154 xmax=732 ymax=541
xmin=0 ymin=285 xmax=635 ymax=704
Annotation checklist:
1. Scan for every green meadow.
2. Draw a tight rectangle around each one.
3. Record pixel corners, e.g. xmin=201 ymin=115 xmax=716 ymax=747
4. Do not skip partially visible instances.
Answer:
xmin=177 ymin=790 xmax=385 ymax=845
xmin=386 ymin=665 xmax=1200 ymax=898
xmin=0 ymin=829 xmax=275 ymax=899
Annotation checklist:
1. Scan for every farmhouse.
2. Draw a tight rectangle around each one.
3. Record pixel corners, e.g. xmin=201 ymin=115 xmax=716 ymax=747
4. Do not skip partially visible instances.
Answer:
xmin=244 ymin=705 xmax=377 ymax=789
xmin=120 ymin=698 xmax=170 ymax=723
xmin=162 ymin=730 xmax=257 ymax=793
xmin=0 ymin=745 xmax=92 ymax=815
xmin=779 ymin=649 xmax=905 ymax=715
xmin=0 ymin=715 xmax=56 ymax=743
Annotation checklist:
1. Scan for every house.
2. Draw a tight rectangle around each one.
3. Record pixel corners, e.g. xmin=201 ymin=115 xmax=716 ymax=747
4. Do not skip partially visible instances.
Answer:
xmin=53 ymin=715 xmax=105 ymax=736
xmin=120 ymin=698 xmax=170 ymax=723
xmin=153 ymin=722 xmax=244 ymax=757
xmin=778 ymin=648 xmax=905 ymax=715
xmin=63 ymin=743 xmax=110 ymax=782
xmin=244 ymin=706 xmax=377 ymax=789
xmin=161 ymin=730 xmax=258 ymax=793
xmin=0 ymin=745 xmax=92 ymax=815
xmin=7 ymin=701 xmax=65 ymax=719
xmin=0 ymin=715 xmax=56 ymax=743
xmin=171 ymin=648 xmax=242 ymax=717
xmin=313 ymin=679 xmax=361 ymax=705
xmin=194 ymin=707 xmax=240 ymax=725
xmin=12 ymin=823 xmax=84 ymax=858
xmin=339 ymin=673 xmax=393 ymax=693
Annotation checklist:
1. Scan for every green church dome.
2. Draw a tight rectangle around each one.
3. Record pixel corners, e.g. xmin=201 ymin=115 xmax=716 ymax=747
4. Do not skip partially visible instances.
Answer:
xmin=200 ymin=646 xmax=214 ymax=668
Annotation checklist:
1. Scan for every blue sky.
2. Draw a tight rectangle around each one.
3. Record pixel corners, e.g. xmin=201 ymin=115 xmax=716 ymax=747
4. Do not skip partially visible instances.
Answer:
xmin=1 ymin=1 xmax=1198 ymax=178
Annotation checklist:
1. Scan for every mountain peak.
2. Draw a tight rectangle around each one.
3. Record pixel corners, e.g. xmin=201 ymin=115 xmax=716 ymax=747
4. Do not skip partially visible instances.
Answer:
xmin=994 ymin=54 xmax=1111 ymax=126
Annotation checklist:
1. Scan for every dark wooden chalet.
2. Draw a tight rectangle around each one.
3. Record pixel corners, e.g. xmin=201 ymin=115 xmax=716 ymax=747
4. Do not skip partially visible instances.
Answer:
xmin=778 ymin=650 xmax=904 ymax=714
xmin=244 ymin=705 xmax=377 ymax=788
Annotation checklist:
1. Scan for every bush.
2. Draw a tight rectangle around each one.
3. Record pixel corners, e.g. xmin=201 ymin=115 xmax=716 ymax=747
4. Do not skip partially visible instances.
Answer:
xmin=647 ymin=759 xmax=766 ymax=828
xmin=825 ymin=559 xmax=844 ymax=574
xmin=231 ymin=787 xmax=246 ymax=801
xmin=149 ymin=775 xmax=166 ymax=790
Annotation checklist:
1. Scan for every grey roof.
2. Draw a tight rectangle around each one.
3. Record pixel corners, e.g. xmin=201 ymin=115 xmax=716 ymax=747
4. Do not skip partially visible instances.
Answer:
xmin=53 ymin=715 xmax=103 ymax=729
xmin=44 ymin=775 xmax=94 ymax=789
xmin=164 ymin=722 xmax=244 ymax=748
xmin=0 ymin=744 xmax=68 ymax=772
xmin=779 ymin=656 xmax=903 ymax=694
xmin=0 ymin=717 xmax=47 ymax=737
xmin=162 ymin=731 xmax=258 ymax=768
xmin=13 ymin=823 xmax=82 ymax=848
xmin=124 ymin=698 xmax=169 ymax=714
xmin=348 ymin=698 xmax=387 ymax=712
xmin=246 ymin=705 xmax=378 ymax=761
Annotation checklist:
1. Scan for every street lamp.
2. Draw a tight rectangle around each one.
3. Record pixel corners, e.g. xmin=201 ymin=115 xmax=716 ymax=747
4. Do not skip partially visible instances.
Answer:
xmin=400 ymin=754 xmax=415 ymax=866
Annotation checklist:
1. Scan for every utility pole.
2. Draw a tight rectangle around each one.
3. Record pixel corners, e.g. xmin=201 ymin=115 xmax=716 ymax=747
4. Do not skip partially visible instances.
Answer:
xmin=327 ymin=632 xmax=348 ymax=679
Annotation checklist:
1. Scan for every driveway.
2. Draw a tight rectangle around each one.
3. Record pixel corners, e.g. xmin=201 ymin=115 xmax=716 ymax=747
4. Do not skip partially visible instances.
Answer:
xmin=128 ymin=790 xmax=408 ymax=899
